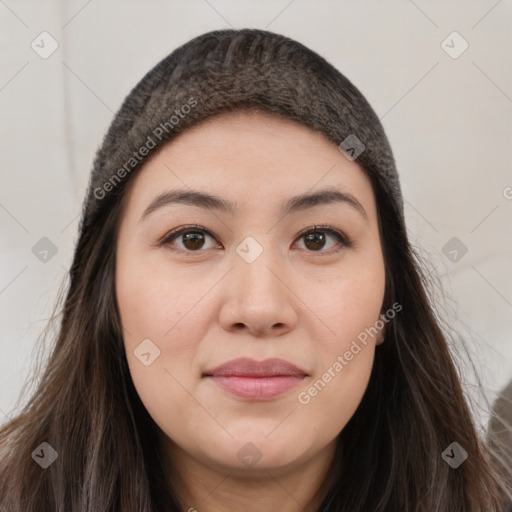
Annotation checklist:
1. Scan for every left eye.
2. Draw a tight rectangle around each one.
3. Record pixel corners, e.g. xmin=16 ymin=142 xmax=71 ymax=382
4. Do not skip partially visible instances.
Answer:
xmin=160 ymin=225 xmax=350 ymax=254
xmin=294 ymin=226 xmax=349 ymax=253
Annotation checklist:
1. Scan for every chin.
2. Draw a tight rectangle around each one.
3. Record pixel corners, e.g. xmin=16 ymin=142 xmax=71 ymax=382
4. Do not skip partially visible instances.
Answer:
xmin=200 ymin=432 xmax=310 ymax=474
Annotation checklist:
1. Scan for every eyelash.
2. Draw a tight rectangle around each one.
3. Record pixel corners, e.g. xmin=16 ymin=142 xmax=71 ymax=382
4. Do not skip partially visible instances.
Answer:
xmin=159 ymin=224 xmax=352 ymax=256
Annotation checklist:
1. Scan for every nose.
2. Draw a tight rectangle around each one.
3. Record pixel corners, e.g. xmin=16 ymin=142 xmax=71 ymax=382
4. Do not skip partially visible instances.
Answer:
xmin=218 ymin=241 xmax=298 ymax=338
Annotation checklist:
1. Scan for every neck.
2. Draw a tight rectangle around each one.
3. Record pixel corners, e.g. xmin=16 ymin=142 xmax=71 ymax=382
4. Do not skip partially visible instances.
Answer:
xmin=159 ymin=432 xmax=339 ymax=512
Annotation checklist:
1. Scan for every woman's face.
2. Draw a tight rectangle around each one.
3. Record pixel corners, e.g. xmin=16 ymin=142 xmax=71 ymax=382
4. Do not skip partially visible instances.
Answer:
xmin=116 ymin=110 xmax=386 ymax=478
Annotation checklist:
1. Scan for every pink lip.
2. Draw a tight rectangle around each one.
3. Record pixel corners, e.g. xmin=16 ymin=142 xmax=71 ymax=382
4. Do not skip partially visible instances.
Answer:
xmin=203 ymin=357 xmax=308 ymax=400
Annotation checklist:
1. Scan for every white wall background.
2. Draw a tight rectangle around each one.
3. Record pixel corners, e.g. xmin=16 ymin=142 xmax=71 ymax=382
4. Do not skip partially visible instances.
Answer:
xmin=1 ymin=0 xmax=511 ymax=433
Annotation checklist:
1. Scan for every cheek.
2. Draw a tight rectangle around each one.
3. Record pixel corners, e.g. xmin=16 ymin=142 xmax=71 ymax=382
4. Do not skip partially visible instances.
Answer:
xmin=296 ymin=256 xmax=384 ymax=420
xmin=310 ymin=255 xmax=386 ymax=349
xmin=116 ymin=255 xmax=209 ymax=430
xmin=297 ymin=348 xmax=374 ymax=447
xmin=116 ymin=251 xmax=206 ymax=351
xmin=295 ymin=291 xmax=380 ymax=440
xmin=115 ymin=250 xmax=195 ymax=380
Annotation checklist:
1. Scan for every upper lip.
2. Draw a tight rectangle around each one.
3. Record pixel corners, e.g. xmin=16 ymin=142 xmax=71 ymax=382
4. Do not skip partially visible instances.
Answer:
xmin=203 ymin=357 xmax=308 ymax=378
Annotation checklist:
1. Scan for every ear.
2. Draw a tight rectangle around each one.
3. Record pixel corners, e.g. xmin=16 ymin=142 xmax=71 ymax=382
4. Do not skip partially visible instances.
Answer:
xmin=376 ymin=327 xmax=386 ymax=345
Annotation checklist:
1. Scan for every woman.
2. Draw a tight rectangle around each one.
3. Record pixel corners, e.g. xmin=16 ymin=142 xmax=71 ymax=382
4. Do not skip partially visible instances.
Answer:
xmin=0 ymin=28 xmax=510 ymax=512
xmin=489 ymin=377 xmax=512 ymax=500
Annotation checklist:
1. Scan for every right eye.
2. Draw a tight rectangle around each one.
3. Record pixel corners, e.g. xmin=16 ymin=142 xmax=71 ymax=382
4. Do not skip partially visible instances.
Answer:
xmin=160 ymin=225 xmax=221 ymax=253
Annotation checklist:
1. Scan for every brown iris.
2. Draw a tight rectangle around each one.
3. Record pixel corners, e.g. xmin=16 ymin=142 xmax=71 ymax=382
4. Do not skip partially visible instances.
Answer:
xmin=181 ymin=231 xmax=206 ymax=250
xmin=303 ymin=231 xmax=326 ymax=251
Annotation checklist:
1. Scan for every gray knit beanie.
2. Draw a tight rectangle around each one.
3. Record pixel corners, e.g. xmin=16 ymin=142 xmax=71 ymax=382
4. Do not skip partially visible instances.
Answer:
xmin=83 ymin=28 xmax=405 ymax=234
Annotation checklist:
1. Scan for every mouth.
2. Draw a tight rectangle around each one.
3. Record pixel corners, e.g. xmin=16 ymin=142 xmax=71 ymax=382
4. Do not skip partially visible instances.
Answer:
xmin=203 ymin=357 xmax=308 ymax=401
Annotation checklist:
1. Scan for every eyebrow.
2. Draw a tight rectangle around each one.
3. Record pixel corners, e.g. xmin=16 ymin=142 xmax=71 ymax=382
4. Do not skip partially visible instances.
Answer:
xmin=140 ymin=187 xmax=367 ymax=222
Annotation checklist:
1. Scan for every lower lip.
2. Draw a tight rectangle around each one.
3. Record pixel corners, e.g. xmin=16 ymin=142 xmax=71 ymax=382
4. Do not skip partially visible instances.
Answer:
xmin=208 ymin=375 xmax=306 ymax=400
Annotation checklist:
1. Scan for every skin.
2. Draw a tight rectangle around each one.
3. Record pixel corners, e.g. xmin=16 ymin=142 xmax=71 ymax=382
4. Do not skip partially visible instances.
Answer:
xmin=115 ymin=110 xmax=386 ymax=512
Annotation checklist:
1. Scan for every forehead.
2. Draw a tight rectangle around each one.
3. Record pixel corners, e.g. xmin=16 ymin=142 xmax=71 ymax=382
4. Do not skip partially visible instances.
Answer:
xmin=122 ymin=110 xmax=376 ymax=217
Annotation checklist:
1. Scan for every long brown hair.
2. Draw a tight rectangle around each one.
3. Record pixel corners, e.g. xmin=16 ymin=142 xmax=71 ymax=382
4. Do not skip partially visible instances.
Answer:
xmin=1 ymin=28 xmax=510 ymax=511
